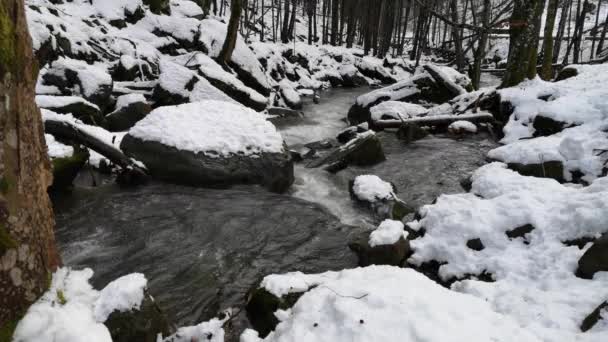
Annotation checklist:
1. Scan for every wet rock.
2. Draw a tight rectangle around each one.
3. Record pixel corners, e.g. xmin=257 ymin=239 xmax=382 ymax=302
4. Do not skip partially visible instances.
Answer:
xmin=507 ymin=161 xmax=565 ymax=182
xmin=576 ymin=232 xmax=608 ymax=279
xmin=246 ymin=288 xmax=305 ymax=338
xmin=533 ymin=115 xmax=571 ymax=137
xmin=336 ymin=124 xmax=369 ymax=144
xmin=396 ymin=124 xmax=428 ymax=143
xmin=563 ymin=236 xmax=597 ymax=249
xmin=49 ymin=146 xmax=89 ymax=193
xmin=305 ymin=139 xmax=335 ymax=151
xmin=580 ymin=301 xmax=608 ymax=332
xmin=466 ymin=238 xmax=485 ymax=251
xmin=307 ymin=132 xmax=385 ymax=171
xmin=555 ymin=66 xmax=579 ymax=82
xmin=460 ymin=176 xmax=473 ymax=192
xmin=266 ymin=107 xmax=304 ymax=127
xmin=121 ymin=135 xmax=295 ymax=193
xmin=107 ymin=100 xmax=152 ymax=132
xmin=349 ymin=236 xmax=410 ymax=267
xmin=104 ymin=291 xmax=173 ymax=342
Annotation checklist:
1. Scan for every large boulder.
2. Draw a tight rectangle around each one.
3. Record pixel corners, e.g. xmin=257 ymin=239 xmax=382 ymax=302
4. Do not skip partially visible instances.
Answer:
xmin=576 ymin=232 xmax=608 ymax=279
xmin=121 ymin=101 xmax=294 ymax=192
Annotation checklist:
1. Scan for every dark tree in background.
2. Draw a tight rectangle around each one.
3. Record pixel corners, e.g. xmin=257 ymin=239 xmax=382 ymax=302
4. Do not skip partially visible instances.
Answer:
xmin=219 ymin=0 xmax=244 ymax=64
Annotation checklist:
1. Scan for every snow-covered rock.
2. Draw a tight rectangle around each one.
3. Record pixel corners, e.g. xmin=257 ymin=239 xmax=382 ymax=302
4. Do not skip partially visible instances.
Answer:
xmin=245 ymin=266 xmax=543 ymax=342
xmin=121 ymin=100 xmax=294 ymax=192
xmin=448 ymin=120 xmax=478 ymax=134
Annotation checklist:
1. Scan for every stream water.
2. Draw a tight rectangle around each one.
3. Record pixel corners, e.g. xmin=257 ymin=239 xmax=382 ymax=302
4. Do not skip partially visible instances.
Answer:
xmin=53 ymin=87 xmax=497 ymax=340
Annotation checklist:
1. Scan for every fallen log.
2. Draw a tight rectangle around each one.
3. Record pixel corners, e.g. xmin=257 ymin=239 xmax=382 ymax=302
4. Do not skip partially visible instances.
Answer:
xmin=44 ymin=119 xmax=146 ymax=174
xmin=374 ymin=112 xmax=495 ymax=129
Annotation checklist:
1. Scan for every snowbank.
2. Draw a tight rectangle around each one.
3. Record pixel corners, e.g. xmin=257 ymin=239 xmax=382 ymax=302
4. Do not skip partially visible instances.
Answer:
xmin=128 ymin=100 xmax=285 ymax=157
xmin=249 ymin=266 xmax=542 ymax=342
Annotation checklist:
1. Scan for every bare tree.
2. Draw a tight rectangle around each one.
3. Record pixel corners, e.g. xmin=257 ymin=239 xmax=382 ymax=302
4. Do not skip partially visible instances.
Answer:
xmin=219 ymin=0 xmax=244 ymax=64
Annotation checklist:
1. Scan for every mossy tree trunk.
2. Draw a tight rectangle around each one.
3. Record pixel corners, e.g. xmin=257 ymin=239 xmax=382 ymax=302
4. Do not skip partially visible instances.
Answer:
xmin=541 ymin=0 xmax=560 ymax=80
xmin=219 ymin=0 xmax=243 ymax=65
xmin=0 ymin=0 xmax=61 ymax=338
xmin=501 ymin=0 xmax=544 ymax=88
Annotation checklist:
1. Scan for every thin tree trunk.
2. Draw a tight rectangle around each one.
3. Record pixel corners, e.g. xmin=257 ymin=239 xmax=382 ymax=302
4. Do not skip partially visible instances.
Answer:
xmin=450 ymin=0 xmax=465 ymax=71
xmin=598 ymin=6 xmax=608 ymax=54
xmin=553 ymin=0 xmax=571 ymax=63
xmin=471 ymin=0 xmax=491 ymax=90
xmin=0 ymin=0 xmax=61 ymax=334
xmin=541 ymin=0 xmax=559 ymax=80
xmin=219 ymin=0 xmax=243 ymax=64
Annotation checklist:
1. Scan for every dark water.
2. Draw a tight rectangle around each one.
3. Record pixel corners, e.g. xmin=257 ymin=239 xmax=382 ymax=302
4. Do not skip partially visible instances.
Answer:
xmin=53 ymin=87 xmax=496 ymax=340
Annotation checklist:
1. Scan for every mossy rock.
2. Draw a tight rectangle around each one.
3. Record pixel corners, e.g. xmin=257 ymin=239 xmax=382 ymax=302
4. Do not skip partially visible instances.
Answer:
xmin=391 ymin=200 xmax=414 ymax=221
xmin=246 ymin=288 xmax=305 ymax=338
xmin=104 ymin=292 xmax=173 ymax=342
xmin=50 ymin=147 xmax=89 ymax=193
xmin=348 ymin=236 xmax=411 ymax=267
xmin=576 ymin=233 xmax=608 ymax=279
xmin=507 ymin=160 xmax=564 ymax=182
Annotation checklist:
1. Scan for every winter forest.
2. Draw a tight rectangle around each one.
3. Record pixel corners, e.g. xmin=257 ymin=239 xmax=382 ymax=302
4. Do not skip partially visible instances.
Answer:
xmin=1 ymin=0 xmax=608 ymax=341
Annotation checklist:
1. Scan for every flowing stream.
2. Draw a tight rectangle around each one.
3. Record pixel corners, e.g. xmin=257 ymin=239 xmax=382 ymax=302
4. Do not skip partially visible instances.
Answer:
xmin=53 ymin=87 xmax=496 ymax=340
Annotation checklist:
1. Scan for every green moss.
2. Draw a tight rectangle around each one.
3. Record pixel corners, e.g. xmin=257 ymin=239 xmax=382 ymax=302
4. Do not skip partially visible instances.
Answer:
xmin=0 ymin=223 xmax=17 ymax=255
xmin=50 ymin=147 xmax=89 ymax=192
xmin=56 ymin=290 xmax=67 ymax=305
xmin=0 ymin=319 xmax=19 ymax=342
xmin=0 ymin=4 xmax=16 ymax=76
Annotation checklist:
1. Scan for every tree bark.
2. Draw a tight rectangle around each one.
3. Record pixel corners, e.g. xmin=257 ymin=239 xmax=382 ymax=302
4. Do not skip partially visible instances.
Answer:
xmin=501 ymin=0 xmax=544 ymax=88
xmin=0 ymin=0 xmax=61 ymax=336
xmin=219 ymin=0 xmax=243 ymax=64
xmin=471 ymin=0 xmax=491 ymax=90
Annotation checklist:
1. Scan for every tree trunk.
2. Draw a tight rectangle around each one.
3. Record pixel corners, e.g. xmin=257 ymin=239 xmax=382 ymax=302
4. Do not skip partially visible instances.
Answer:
xmin=219 ymin=0 xmax=243 ymax=64
xmin=541 ymin=0 xmax=560 ymax=80
xmin=281 ymin=0 xmax=290 ymax=43
xmin=330 ymin=0 xmax=340 ymax=45
xmin=471 ymin=0 xmax=491 ymax=90
xmin=501 ymin=0 xmax=544 ymax=88
xmin=450 ymin=0 xmax=465 ymax=72
xmin=143 ymin=0 xmax=171 ymax=15
xmin=553 ymin=0 xmax=571 ymax=63
xmin=598 ymin=6 xmax=608 ymax=54
xmin=0 ymin=0 xmax=61 ymax=336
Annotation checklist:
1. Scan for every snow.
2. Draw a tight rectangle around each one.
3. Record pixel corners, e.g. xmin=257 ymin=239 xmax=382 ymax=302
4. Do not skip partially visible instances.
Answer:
xmin=369 ymin=220 xmax=406 ymax=247
xmin=279 ymin=80 xmax=301 ymax=105
xmin=92 ymin=0 xmax=143 ymax=21
xmin=170 ymin=0 xmax=205 ymax=18
xmin=370 ymin=101 xmax=428 ymax=122
xmin=45 ymin=134 xmax=74 ymax=159
xmin=93 ymin=273 xmax=147 ymax=322
xmin=13 ymin=268 xmax=147 ymax=342
xmin=352 ymin=175 xmax=394 ymax=202
xmin=448 ymin=120 xmax=478 ymax=133
xmin=47 ymin=58 xmax=112 ymax=98
xmin=161 ymin=315 xmax=229 ymax=342
xmin=406 ymin=162 xmax=608 ymax=341
xmin=356 ymin=76 xmax=420 ymax=108
xmin=128 ymin=100 xmax=285 ymax=157
xmin=251 ymin=266 xmax=542 ymax=342
xmin=36 ymin=95 xmax=100 ymax=111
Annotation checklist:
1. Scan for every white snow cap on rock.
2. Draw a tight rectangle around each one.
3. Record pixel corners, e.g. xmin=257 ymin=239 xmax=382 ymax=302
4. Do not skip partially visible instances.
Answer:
xmin=369 ymin=220 xmax=406 ymax=247
xmin=448 ymin=120 xmax=478 ymax=133
xmin=128 ymin=100 xmax=285 ymax=157
xmin=370 ymin=101 xmax=428 ymax=122
xmin=45 ymin=134 xmax=74 ymax=159
xmin=247 ymin=266 xmax=542 ymax=342
xmin=13 ymin=268 xmax=147 ymax=342
xmin=352 ymin=175 xmax=394 ymax=202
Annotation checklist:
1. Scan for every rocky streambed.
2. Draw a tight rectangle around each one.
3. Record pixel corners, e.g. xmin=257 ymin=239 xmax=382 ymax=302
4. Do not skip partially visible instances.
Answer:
xmin=52 ymin=87 xmax=497 ymax=340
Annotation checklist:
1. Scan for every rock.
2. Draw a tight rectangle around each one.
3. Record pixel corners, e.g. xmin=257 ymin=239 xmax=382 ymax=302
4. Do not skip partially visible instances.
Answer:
xmin=460 ymin=175 xmax=473 ymax=192
xmin=279 ymin=80 xmax=303 ymax=110
xmin=307 ymin=132 xmax=386 ymax=171
xmin=121 ymin=135 xmax=294 ymax=193
xmin=336 ymin=124 xmax=369 ymax=144
xmin=111 ymin=55 xmax=153 ymax=82
xmin=506 ymin=224 xmax=535 ymax=240
xmin=339 ymin=64 xmax=368 ymax=87
xmin=576 ymin=232 xmax=608 ymax=279
xmin=266 ymin=107 xmax=304 ymax=127
xmin=348 ymin=175 xmax=413 ymax=221
xmin=533 ymin=115 xmax=571 ymax=137
xmin=143 ymin=0 xmax=171 ymax=15
xmin=107 ymin=97 xmax=152 ymax=132
xmin=349 ymin=236 xmax=410 ymax=267
xmin=396 ymin=123 xmax=428 ymax=143
xmin=555 ymin=66 xmax=579 ymax=82
xmin=245 ymin=288 xmax=305 ymax=338
xmin=36 ymin=95 xmax=105 ymax=126
xmin=305 ymin=139 xmax=335 ymax=151
xmin=507 ymin=161 xmax=565 ymax=182
xmin=49 ymin=146 xmax=89 ymax=193
xmin=466 ymin=238 xmax=485 ymax=251
xmin=581 ymin=301 xmax=608 ymax=332
xmin=104 ymin=291 xmax=173 ymax=342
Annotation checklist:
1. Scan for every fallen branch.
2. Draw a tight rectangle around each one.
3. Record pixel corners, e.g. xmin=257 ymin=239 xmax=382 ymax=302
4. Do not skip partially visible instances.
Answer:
xmin=374 ymin=112 xmax=495 ymax=129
